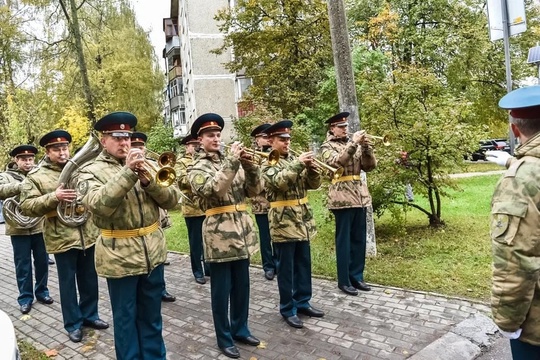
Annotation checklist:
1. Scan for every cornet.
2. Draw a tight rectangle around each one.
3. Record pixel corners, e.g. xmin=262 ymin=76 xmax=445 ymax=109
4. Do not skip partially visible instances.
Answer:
xmin=289 ymin=149 xmax=344 ymax=180
xmin=356 ymin=132 xmax=391 ymax=146
xmin=137 ymin=149 xmax=177 ymax=187
xmin=223 ymin=144 xmax=280 ymax=166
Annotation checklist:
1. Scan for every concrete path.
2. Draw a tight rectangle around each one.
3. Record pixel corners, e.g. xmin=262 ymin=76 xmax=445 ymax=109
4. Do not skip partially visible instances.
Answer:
xmin=0 ymin=225 xmax=499 ymax=359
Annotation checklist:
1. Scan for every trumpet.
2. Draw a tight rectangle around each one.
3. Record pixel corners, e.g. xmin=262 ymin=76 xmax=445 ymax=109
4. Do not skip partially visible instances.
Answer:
xmin=137 ymin=149 xmax=177 ymax=187
xmin=357 ymin=132 xmax=391 ymax=146
xmin=223 ymin=144 xmax=280 ymax=166
xmin=289 ymin=149 xmax=344 ymax=180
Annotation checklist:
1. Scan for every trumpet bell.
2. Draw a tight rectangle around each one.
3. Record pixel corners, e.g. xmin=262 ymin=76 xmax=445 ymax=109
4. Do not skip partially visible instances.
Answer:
xmin=155 ymin=166 xmax=176 ymax=187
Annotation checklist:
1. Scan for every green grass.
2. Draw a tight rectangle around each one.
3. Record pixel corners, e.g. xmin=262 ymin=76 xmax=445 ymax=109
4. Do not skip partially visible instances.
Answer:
xmin=462 ymin=161 xmax=504 ymax=173
xmin=18 ymin=341 xmax=48 ymax=360
xmin=165 ymin=173 xmax=501 ymax=301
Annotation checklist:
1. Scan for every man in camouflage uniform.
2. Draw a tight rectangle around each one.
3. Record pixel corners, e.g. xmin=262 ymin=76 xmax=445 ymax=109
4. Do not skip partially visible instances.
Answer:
xmin=177 ymin=134 xmax=208 ymax=284
xmin=261 ymin=120 xmax=324 ymax=329
xmin=319 ymin=112 xmax=377 ymax=296
xmin=188 ymin=113 xmax=261 ymax=359
xmin=20 ymin=130 xmax=108 ymax=343
xmin=78 ymin=112 xmax=180 ymax=360
xmin=0 ymin=145 xmax=52 ymax=314
xmin=490 ymin=86 xmax=540 ymax=359
xmin=250 ymin=123 xmax=277 ymax=281
xmin=130 ymin=132 xmax=176 ymax=303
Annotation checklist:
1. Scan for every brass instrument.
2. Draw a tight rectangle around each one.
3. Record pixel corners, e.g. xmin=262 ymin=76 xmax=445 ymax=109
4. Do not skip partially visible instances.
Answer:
xmin=137 ymin=149 xmax=177 ymax=187
xmin=363 ymin=133 xmax=391 ymax=146
xmin=223 ymin=144 xmax=280 ymax=166
xmin=289 ymin=149 xmax=344 ymax=180
xmin=3 ymin=197 xmax=44 ymax=229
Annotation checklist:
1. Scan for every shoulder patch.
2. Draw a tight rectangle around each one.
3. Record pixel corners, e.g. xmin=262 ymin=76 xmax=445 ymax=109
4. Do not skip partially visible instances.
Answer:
xmin=266 ymin=167 xmax=276 ymax=177
xmin=77 ymin=180 xmax=89 ymax=196
xmin=194 ymin=173 xmax=205 ymax=185
xmin=491 ymin=214 xmax=509 ymax=238
xmin=321 ymin=149 xmax=332 ymax=160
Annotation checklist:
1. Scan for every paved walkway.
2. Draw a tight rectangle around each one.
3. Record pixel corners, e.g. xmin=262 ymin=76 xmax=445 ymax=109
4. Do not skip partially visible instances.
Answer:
xmin=0 ymin=225 xmax=494 ymax=360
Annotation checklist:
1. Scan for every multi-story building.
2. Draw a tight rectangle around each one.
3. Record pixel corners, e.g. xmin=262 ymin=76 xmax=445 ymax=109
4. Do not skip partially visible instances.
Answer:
xmin=163 ymin=0 xmax=251 ymax=141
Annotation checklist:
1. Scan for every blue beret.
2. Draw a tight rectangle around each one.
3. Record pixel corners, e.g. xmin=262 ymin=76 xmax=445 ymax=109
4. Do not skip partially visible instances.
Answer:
xmin=95 ymin=112 xmax=137 ymax=136
xmin=39 ymin=130 xmax=72 ymax=147
xmin=9 ymin=145 xmax=38 ymax=157
xmin=325 ymin=112 xmax=350 ymax=125
xmin=190 ymin=113 xmax=224 ymax=138
xmin=499 ymin=86 xmax=540 ymax=119
xmin=250 ymin=123 xmax=271 ymax=137
xmin=263 ymin=120 xmax=293 ymax=138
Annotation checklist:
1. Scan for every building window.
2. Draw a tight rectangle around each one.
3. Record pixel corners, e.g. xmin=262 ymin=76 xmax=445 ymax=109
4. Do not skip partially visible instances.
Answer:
xmin=237 ymin=77 xmax=252 ymax=100
xmin=164 ymin=18 xmax=178 ymax=38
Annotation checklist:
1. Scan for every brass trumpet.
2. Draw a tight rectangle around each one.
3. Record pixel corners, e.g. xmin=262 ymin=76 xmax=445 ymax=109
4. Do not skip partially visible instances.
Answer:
xmin=223 ymin=144 xmax=280 ymax=166
xmin=361 ymin=133 xmax=391 ymax=146
xmin=289 ymin=149 xmax=344 ymax=180
xmin=138 ymin=149 xmax=177 ymax=187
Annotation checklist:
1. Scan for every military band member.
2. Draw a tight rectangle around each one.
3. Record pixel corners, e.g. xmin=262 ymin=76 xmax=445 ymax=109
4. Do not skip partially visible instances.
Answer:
xmin=261 ymin=120 xmax=324 ymax=329
xmin=250 ymin=123 xmax=276 ymax=280
xmin=188 ymin=113 xmax=261 ymax=359
xmin=0 ymin=145 xmax=52 ymax=314
xmin=130 ymin=132 xmax=176 ymax=303
xmin=177 ymin=134 xmax=208 ymax=284
xmin=319 ymin=112 xmax=376 ymax=296
xmin=19 ymin=130 xmax=108 ymax=343
xmin=78 ymin=112 xmax=180 ymax=360
xmin=490 ymin=86 xmax=540 ymax=359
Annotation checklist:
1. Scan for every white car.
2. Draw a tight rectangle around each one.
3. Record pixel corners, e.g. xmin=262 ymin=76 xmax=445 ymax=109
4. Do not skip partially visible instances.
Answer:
xmin=0 ymin=309 xmax=19 ymax=360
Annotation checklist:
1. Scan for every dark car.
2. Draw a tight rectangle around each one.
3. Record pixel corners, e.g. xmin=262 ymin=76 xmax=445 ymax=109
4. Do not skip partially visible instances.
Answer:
xmin=469 ymin=140 xmax=506 ymax=161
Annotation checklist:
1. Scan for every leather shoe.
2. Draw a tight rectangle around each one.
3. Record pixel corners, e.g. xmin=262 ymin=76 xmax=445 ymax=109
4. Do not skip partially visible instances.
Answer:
xmin=338 ymin=285 xmax=358 ymax=296
xmin=161 ymin=291 xmax=176 ymax=302
xmin=48 ymin=257 xmax=55 ymax=265
xmin=68 ymin=329 xmax=82 ymax=343
xmin=351 ymin=280 xmax=371 ymax=291
xmin=233 ymin=335 xmax=260 ymax=346
xmin=220 ymin=346 xmax=240 ymax=359
xmin=20 ymin=303 xmax=32 ymax=314
xmin=297 ymin=306 xmax=325 ymax=318
xmin=264 ymin=269 xmax=275 ymax=280
xmin=163 ymin=261 xmax=170 ymax=265
xmin=37 ymin=296 xmax=54 ymax=305
xmin=195 ymin=277 xmax=206 ymax=285
xmin=83 ymin=319 xmax=109 ymax=330
xmin=283 ymin=315 xmax=303 ymax=328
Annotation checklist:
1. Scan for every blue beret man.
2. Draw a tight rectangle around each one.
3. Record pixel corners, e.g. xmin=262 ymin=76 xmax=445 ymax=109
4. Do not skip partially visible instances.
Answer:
xmin=79 ymin=111 xmax=180 ymax=360
xmin=490 ymin=86 xmax=540 ymax=360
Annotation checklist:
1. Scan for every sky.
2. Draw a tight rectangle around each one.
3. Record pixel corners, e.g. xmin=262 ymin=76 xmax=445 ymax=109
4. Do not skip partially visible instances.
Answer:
xmin=130 ymin=0 xmax=170 ymax=68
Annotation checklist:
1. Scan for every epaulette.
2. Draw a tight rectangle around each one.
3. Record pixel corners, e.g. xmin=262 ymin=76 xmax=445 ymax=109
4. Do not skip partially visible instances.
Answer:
xmin=504 ymin=158 xmax=525 ymax=178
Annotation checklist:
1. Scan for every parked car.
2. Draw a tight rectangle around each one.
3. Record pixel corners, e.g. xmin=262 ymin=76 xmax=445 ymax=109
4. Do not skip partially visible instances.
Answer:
xmin=0 ymin=309 xmax=19 ymax=360
xmin=468 ymin=140 xmax=506 ymax=161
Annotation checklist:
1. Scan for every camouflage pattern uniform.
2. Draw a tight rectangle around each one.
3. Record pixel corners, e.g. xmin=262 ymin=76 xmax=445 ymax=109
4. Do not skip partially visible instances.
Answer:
xmin=188 ymin=149 xmax=260 ymax=350
xmin=176 ymin=153 xmax=207 ymax=279
xmin=490 ymin=133 xmax=540 ymax=347
xmin=0 ymin=166 xmax=50 ymax=307
xmin=78 ymin=149 xmax=180 ymax=360
xmin=261 ymin=153 xmax=321 ymax=317
xmin=19 ymin=157 xmax=101 ymax=334
xmin=320 ymin=132 xmax=376 ymax=289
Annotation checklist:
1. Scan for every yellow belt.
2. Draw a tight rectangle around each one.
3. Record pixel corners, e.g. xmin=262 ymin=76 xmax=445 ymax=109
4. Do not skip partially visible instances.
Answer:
xmin=205 ymin=204 xmax=247 ymax=216
xmin=46 ymin=210 xmax=57 ymax=218
xmin=270 ymin=196 xmax=308 ymax=209
xmin=332 ymin=175 xmax=361 ymax=184
xmin=100 ymin=221 xmax=160 ymax=238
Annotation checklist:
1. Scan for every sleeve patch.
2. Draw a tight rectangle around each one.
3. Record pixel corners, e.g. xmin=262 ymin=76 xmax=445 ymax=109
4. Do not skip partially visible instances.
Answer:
xmin=491 ymin=214 xmax=509 ymax=239
xmin=194 ymin=174 xmax=206 ymax=185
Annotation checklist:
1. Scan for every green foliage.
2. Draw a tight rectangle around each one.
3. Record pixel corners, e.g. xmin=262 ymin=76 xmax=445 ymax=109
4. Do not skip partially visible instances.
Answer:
xmin=146 ymin=121 xmax=177 ymax=154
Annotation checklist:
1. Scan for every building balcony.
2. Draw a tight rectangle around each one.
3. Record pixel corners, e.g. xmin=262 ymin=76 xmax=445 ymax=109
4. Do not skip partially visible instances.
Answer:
xmin=168 ymin=66 xmax=182 ymax=81
xmin=170 ymin=94 xmax=185 ymax=110
xmin=165 ymin=36 xmax=181 ymax=56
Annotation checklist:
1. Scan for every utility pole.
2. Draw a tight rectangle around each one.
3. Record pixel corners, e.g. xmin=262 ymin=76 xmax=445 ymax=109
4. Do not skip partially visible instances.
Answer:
xmin=327 ymin=0 xmax=377 ymax=256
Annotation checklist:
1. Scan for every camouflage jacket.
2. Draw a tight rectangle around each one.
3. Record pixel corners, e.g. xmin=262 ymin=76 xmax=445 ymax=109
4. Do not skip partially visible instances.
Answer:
xmin=78 ymin=150 xmax=181 ymax=278
xmin=176 ymin=154 xmax=204 ymax=217
xmin=19 ymin=158 xmax=97 ymax=254
xmin=188 ymin=150 xmax=260 ymax=263
xmin=490 ymin=132 xmax=540 ymax=346
xmin=261 ymin=154 xmax=321 ymax=243
xmin=319 ymin=133 xmax=377 ymax=209
xmin=250 ymin=147 xmax=271 ymax=214
xmin=0 ymin=168 xmax=43 ymax=236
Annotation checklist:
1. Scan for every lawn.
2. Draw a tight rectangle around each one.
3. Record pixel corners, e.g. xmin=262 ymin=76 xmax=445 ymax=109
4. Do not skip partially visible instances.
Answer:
xmin=165 ymin=170 xmax=501 ymax=302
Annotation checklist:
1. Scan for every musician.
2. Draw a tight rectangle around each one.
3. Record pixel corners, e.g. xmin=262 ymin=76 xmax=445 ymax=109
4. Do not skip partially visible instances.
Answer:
xmin=249 ymin=124 xmax=276 ymax=280
xmin=319 ymin=112 xmax=377 ymax=296
xmin=130 ymin=132 xmax=176 ymax=303
xmin=78 ymin=112 xmax=180 ymax=360
xmin=187 ymin=113 xmax=261 ymax=359
xmin=19 ymin=130 xmax=108 ymax=343
xmin=0 ymin=145 xmax=52 ymax=314
xmin=261 ymin=120 xmax=324 ymax=329
xmin=177 ymin=134 xmax=208 ymax=285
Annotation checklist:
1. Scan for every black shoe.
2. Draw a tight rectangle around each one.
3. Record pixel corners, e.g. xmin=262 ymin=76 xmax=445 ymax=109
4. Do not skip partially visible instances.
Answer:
xmin=163 ymin=261 xmax=170 ymax=265
xmin=297 ymin=306 xmax=325 ymax=318
xmin=48 ymin=257 xmax=55 ymax=265
xmin=264 ymin=269 xmax=275 ymax=280
xmin=338 ymin=285 xmax=358 ymax=296
xmin=220 ymin=346 xmax=240 ymax=359
xmin=20 ymin=303 xmax=32 ymax=314
xmin=283 ymin=315 xmax=303 ymax=328
xmin=83 ymin=319 xmax=109 ymax=330
xmin=68 ymin=329 xmax=82 ymax=343
xmin=161 ymin=291 xmax=176 ymax=302
xmin=37 ymin=296 xmax=54 ymax=305
xmin=351 ymin=280 xmax=371 ymax=291
xmin=233 ymin=335 xmax=260 ymax=346
xmin=195 ymin=277 xmax=206 ymax=285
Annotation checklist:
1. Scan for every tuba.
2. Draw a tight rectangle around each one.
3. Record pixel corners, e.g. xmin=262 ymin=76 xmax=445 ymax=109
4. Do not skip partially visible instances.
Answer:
xmin=56 ymin=132 xmax=102 ymax=227
xmin=3 ymin=197 xmax=44 ymax=229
